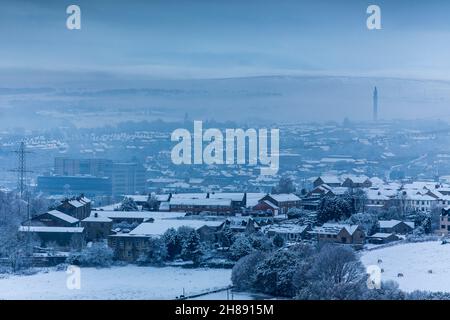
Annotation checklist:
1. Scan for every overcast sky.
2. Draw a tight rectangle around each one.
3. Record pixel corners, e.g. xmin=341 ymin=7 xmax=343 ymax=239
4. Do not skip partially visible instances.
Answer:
xmin=0 ymin=0 xmax=450 ymax=80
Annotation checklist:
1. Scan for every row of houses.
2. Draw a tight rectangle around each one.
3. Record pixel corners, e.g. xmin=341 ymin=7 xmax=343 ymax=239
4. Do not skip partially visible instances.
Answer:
xmin=125 ymin=192 xmax=302 ymax=216
xmin=108 ymin=217 xmax=260 ymax=261
xmin=309 ymin=176 xmax=450 ymax=214
xmin=18 ymin=195 xmax=110 ymax=247
xmin=264 ymin=219 xmax=415 ymax=246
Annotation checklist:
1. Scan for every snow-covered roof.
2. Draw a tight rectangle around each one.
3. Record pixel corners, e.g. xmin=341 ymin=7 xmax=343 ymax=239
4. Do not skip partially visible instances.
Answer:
xmin=93 ymin=210 xmax=186 ymax=220
xmin=369 ymin=232 xmax=397 ymax=239
xmin=47 ymin=210 xmax=79 ymax=224
xmin=342 ymin=175 xmax=369 ymax=183
xmin=124 ymin=195 xmax=148 ymax=202
xmin=310 ymin=223 xmax=360 ymax=236
xmin=369 ymin=177 xmax=385 ymax=185
xmin=82 ymin=214 xmax=113 ymax=223
xmin=79 ymin=196 xmax=91 ymax=204
xmin=19 ymin=226 xmax=84 ymax=233
xmin=379 ymin=220 xmax=414 ymax=229
xmin=317 ymin=176 xmax=341 ymax=184
xmin=209 ymin=193 xmax=245 ymax=202
xmin=262 ymin=200 xmax=279 ymax=209
xmin=68 ymin=200 xmax=84 ymax=208
xmin=267 ymin=193 xmax=300 ymax=202
xmin=170 ymin=198 xmax=232 ymax=207
xmin=405 ymin=193 xmax=436 ymax=201
xmin=170 ymin=193 xmax=207 ymax=200
xmin=154 ymin=194 xmax=170 ymax=202
xmin=365 ymin=189 xmax=391 ymax=200
xmin=127 ymin=220 xmax=223 ymax=237
xmin=265 ymin=224 xmax=309 ymax=234
xmin=329 ymin=187 xmax=349 ymax=196
xmin=379 ymin=220 xmax=401 ymax=228
xmin=225 ymin=217 xmax=258 ymax=229
xmin=245 ymin=193 xmax=267 ymax=208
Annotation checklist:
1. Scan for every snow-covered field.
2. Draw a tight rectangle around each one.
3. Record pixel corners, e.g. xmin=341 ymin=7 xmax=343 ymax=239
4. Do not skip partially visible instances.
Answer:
xmin=0 ymin=266 xmax=232 ymax=300
xmin=361 ymin=241 xmax=450 ymax=293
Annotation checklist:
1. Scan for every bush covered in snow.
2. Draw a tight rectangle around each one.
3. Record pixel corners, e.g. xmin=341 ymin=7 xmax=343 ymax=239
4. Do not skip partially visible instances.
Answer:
xmin=231 ymin=242 xmax=424 ymax=300
xmin=231 ymin=251 xmax=267 ymax=291
xmin=66 ymin=243 xmax=114 ymax=268
xmin=229 ymin=234 xmax=254 ymax=261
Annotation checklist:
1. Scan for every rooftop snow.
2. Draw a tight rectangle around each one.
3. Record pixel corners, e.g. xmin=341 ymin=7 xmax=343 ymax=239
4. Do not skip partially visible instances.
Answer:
xmin=19 ymin=226 xmax=84 ymax=233
xmin=47 ymin=210 xmax=79 ymax=224
xmin=127 ymin=220 xmax=223 ymax=237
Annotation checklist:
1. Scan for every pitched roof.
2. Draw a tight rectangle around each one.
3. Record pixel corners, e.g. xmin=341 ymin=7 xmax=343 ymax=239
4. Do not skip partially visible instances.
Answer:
xmin=317 ymin=176 xmax=341 ymax=184
xmin=82 ymin=214 xmax=113 ymax=223
xmin=379 ymin=220 xmax=414 ymax=229
xmin=169 ymin=198 xmax=232 ymax=207
xmin=19 ymin=226 xmax=84 ymax=233
xmin=267 ymin=193 xmax=300 ymax=202
xmin=310 ymin=223 xmax=361 ymax=236
xmin=265 ymin=224 xmax=309 ymax=234
xmin=47 ymin=209 xmax=79 ymax=224
xmin=68 ymin=200 xmax=84 ymax=208
xmin=128 ymin=219 xmax=223 ymax=237
xmin=369 ymin=232 xmax=397 ymax=239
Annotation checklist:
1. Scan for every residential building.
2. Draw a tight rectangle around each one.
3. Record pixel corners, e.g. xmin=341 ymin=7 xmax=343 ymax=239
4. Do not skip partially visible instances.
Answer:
xmin=81 ymin=212 xmax=113 ymax=242
xmin=309 ymin=223 xmax=365 ymax=245
xmin=378 ymin=220 xmax=414 ymax=234
xmin=260 ymin=194 xmax=301 ymax=214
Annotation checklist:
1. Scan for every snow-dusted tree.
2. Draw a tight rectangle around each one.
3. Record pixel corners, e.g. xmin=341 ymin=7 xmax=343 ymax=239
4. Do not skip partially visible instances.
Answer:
xmin=295 ymin=244 xmax=366 ymax=300
xmin=352 ymin=188 xmax=368 ymax=213
xmin=163 ymin=228 xmax=182 ymax=260
xmin=379 ymin=206 xmax=404 ymax=221
xmin=181 ymin=230 xmax=203 ymax=266
xmin=271 ymin=176 xmax=296 ymax=194
xmin=229 ymin=234 xmax=254 ymax=261
xmin=118 ymin=197 xmax=138 ymax=211
xmin=0 ymin=191 xmax=38 ymax=272
xmin=317 ymin=196 xmax=354 ymax=223
xmin=219 ymin=226 xmax=234 ymax=248
xmin=249 ymin=233 xmax=273 ymax=252
xmin=231 ymin=251 xmax=267 ymax=290
xmin=137 ymin=237 xmax=167 ymax=266
xmin=272 ymin=234 xmax=285 ymax=248
xmin=254 ymin=249 xmax=302 ymax=297
xmin=309 ymin=244 xmax=364 ymax=284
xmin=147 ymin=193 xmax=159 ymax=211
xmin=67 ymin=242 xmax=113 ymax=267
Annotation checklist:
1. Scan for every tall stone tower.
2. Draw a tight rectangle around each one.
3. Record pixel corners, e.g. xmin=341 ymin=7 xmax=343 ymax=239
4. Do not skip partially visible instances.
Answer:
xmin=373 ymin=86 xmax=378 ymax=122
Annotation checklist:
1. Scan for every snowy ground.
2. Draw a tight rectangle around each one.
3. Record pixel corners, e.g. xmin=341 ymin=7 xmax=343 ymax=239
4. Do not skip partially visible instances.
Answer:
xmin=361 ymin=241 xmax=450 ymax=293
xmin=0 ymin=266 xmax=232 ymax=300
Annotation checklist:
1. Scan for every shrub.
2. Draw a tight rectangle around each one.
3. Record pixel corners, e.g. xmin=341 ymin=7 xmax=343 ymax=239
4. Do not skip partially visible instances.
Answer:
xmin=67 ymin=243 xmax=113 ymax=268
